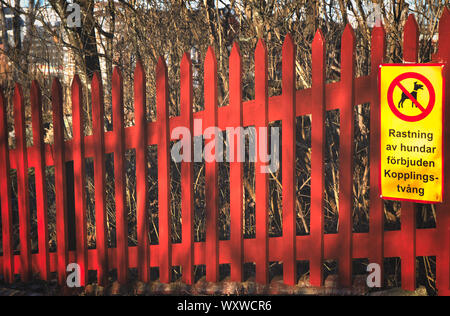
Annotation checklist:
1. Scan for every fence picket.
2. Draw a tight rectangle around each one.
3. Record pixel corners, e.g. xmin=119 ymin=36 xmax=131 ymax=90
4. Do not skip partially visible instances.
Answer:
xmin=72 ymin=75 xmax=88 ymax=286
xmin=436 ymin=7 xmax=450 ymax=296
xmin=92 ymin=72 xmax=108 ymax=286
xmin=205 ymin=46 xmax=219 ymax=282
xmin=0 ymin=13 xmax=448 ymax=294
xmin=229 ymin=42 xmax=244 ymax=282
xmin=30 ymin=80 xmax=50 ymax=281
xmin=255 ymin=39 xmax=269 ymax=284
xmin=180 ymin=53 xmax=194 ymax=285
xmin=369 ymin=25 xmax=386 ymax=286
xmin=0 ymin=89 xmax=14 ymax=283
xmin=401 ymin=14 xmax=418 ymax=292
xmin=157 ymin=57 xmax=172 ymax=283
xmin=52 ymin=78 xmax=69 ymax=285
xmin=134 ymin=60 xmax=150 ymax=283
xmin=310 ymin=30 xmax=326 ymax=287
xmin=282 ymin=34 xmax=297 ymax=286
xmin=339 ymin=25 xmax=355 ymax=288
xmin=112 ymin=67 xmax=128 ymax=284
xmin=13 ymin=84 xmax=32 ymax=282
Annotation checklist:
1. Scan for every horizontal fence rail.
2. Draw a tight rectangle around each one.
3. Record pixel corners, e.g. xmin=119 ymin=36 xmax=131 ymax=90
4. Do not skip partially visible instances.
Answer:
xmin=0 ymin=10 xmax=449 ymax=294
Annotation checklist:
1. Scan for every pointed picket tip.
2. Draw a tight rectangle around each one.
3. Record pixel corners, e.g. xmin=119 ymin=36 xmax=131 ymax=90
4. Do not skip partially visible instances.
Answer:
xmin=71 ymin=75 xmax=83 ymax=110
xmin=439 ymin=7 xmax=449 ymax=33
xmin=342 ymin=24 xmax=355 ymax=42
xmin=312 ymin=29 xmax=325 ymax=47
xmin=112 ymin=69 xmax=123 ymax=116
xmin=135 ymin=59 xmax=144 ymax=70
xmin=0 ymin=87 xmax=4 ymax=111
xmin=30 ymin=80 xmax=42 ymax=139
xmin=13 ymin=83 xmax=23 ymax=115
xmin=371 ymin=22 xmax=386 ymax=38
xmin=52 ymin=78 xmax=62 ymax=96
xmin=441 ymin=6 xmax=450 ymax=20
xmin=71 ymin=74 xmax=81 ymax=90
xmin=52 ymin=77 xmax=61 ymax=89
xmin=134 ymin=59 xmax=145 ymax=81
xmin=282 ymin=33 xmax=294 ymax=51
xmin=0 ymin=87 xmax=5 ymax=113
xmin=181 ymin=52 xmax=191 ymax=68
xmin=204 ymin=46 xmax=217 ymax=78
xmin=31 ymin=79 xmax=40 ymax=93
xmin=92 ymin=71 xmax=103 ymax=89
xmin=405 ymin=14 xmax=418 ymax=32
xmin=91 ymin=72 xmax=104 ymax=114
xmin=405 ymin=14 xmax=418 ymax=28
xmin=30 ymin=81 xmax=41 ymax=115
xmin=256 ymin=38 xmax=267 ymax=54
xmin=91 ymin=73 xmax=103 ymax=104
xmin=51 ymin=78 xmax=63 ymax=111
xmin=112 ymin=67 xmax=123 ymax=97
xmin=157 ymin=56 xmax=167 ymax=72
xmin=52 ymin=77 xmax=61 ymax=90
xmin=111 ymin=67 xmax=122 ymax=85
xmin=341 ymin=24 xmax=355 ymax=72
xmin=14 ymin=82 xmax=22 ymax=97
xmin=133 ymin=59 xmax=146 ymax=116
xmin=180 ymin=51 xmax=192 ymax=119
xmin=92 ymin=71 xmax=100 ymax=82
xmin=230 ymin=42 xmax=241 ymax=59
xmin=156 ymin=56 xmax=168 ymax=98
xmin=205 ymin=46 xmax=217 ymax=64
xmin=30 ymin=80 xmax=41 ymax=113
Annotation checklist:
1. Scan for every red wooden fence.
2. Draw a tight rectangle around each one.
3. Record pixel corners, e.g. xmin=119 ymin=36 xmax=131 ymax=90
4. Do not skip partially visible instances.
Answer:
xmin=0 ymin=10 xmax=449 ymax=294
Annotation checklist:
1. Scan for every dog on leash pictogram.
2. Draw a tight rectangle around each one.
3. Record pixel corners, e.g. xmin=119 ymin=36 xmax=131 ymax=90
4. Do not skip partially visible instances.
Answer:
xmin=397 ymin=81 xmax=424 ymax=108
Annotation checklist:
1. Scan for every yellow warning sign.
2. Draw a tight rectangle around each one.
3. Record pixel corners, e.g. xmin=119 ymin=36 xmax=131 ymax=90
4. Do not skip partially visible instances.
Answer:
xmin=380 ymin=64 xmax=445 ymax=203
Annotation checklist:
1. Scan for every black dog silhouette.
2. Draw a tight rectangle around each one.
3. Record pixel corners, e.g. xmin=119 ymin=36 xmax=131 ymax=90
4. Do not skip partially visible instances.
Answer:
xmin=398 ymin=81 xmax=423 ymax=108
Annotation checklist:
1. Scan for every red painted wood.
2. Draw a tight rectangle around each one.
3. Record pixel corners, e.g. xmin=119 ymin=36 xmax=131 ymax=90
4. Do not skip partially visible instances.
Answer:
xmin=0 ymin=13 xmax=448 ymax=290
xmin=369 ymin=25 xmax=386 ymax=286
xmin=255 ymin=39 xmax=269 ymax=284
xmin=403 ymin=14 xmax=419 ymax=63
xmin=401 ymin=14 xmax=418 ymax=292
xmin=134 ymin=60 xmax=150 ymax=282
xmin=91 ymin=72 xmax=108 ymax=286
xmin=13 ymin=84 xmax=32 ymax=282
xmin=204 ymin=46 xmax=219 ymax=282
xmin=180 ymin=53 xmax=194 ymax=285
xmin=71 ymin=75 xmax=88 ymax=286
xmin=30 ymin=81 xmax=50 ymax=281
xmin=2 ymin=228 xmax=448 ymax=274
xmin=157 ymin=57 xmax=172 ymax=283
xmin=0 ymin=88 xmax=14 ymax=283
xmin=339 ymin=24 xmax=355 ymax=288
xmin=310 ymin=29 xmax=325 ymax=287
xmin=52 ymin=78 xmax=69 ymax=285
xmin=229 ymin=42 xmax=244 ymax=282
xmin=282 ymin=34 xmax=297 ymax=286
xmin=112 ymin=67 xmax=128 ymax=284
xmin=435 ymin=7 xmax=450 ymax=296
xmin=5 ymin=75 xmax=395 ymax=170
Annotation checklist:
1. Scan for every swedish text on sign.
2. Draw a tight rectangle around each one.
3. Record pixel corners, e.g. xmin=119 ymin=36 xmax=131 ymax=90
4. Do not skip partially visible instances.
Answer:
xmin=379 ymin=64 xmax=444 ymax=203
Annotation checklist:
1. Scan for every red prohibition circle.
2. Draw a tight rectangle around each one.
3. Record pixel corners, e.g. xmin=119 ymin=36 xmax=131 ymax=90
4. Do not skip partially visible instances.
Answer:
xmin=387 ymin=72 xmax=436 ymax=122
